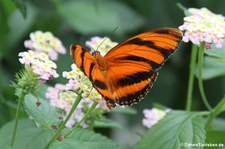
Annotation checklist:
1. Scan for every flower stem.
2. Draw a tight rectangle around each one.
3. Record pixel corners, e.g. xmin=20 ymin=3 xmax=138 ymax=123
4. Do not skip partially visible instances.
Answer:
xmin=176 ymin=3 xmax=187 ymax=12
xmin=186 ymin=44 xmax=198 ymax=111
xmin=206 ymin=96 xmax=225 ymax=129
xmin=10 ymin=92 xmax=25 ymax=147
xmin=65 ymin=101 xmax=98 ymax=137
xmin=44 ymin=92 xmax=82 ymax=149
xmin=198 ymin=42 xmax=212 ymax=110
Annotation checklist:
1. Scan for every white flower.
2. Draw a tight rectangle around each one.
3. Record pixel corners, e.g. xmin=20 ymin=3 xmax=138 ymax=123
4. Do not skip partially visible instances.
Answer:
xmin=18 ymin=50 xmax=59 ymax=81
xmin=45 ymin=84 xmax=88 ymax=128
xmin=24 ymin=31 xmax=66 ymax=60
xmin=66 ymin=79 xmax=80 ymax=90
xmin=18 ymin=50 xmax=36 ymax=65
xmin=142 ymin=108 xmax=170 ymax=128
xmin=179 ymin=7 xmax=225 ymax=48
xmin=85 ymin=36 xmax=118 ymax=56
xmin=90 ymin=88 xmax=102 ymax=100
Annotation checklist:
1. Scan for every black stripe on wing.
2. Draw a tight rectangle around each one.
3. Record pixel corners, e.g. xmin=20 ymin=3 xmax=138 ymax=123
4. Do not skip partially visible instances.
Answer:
xmin=89 ymin=62 xmax=95 ymax=81
xmin=153 ymin=28 xmax=182 ymax=39
xmin=126 ymin=38 xmax=174 ymax=59
xmin=94 ymin=80 xmax=107 ymax=90
xmin=117 ymin=71 xmax=154 ymax=87
xmin=116 ymin=55 xmax=161 ymax=70
xmin=115 ymin=71 xmax=158 ymax=106
xmin=79 ymin=48 xmax=87 ymax=72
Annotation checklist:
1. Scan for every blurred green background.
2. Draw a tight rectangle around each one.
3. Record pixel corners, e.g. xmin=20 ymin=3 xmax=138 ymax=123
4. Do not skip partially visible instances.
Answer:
xmin=1 ymin=0 xmax=225 ymax=148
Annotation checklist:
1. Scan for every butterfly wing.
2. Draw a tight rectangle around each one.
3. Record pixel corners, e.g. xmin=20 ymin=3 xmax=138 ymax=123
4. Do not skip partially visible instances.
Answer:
xmin=70 ymin=45 xmax=94 ymax=78
xmin=103 ymin=28 xmax=183 ymax=106
xmin=70 ymin=45 xmax=116 ymax=108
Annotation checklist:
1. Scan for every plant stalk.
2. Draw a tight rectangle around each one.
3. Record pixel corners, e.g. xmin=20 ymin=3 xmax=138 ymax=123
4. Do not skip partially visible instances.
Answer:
xmin=44 ymin=92 xmax=82 ymax=149
xmin=186 ymin=44 xmax=198 ymax=111
xmin=198 ymin=42 xmax=212 ymax=110
xmin=10 ymin=92 xmax=25 ymax=147
xmin=206 ymin=96 xmax=225 ymax=128
xmin=65 ymin=101 xmax=98 ymax=137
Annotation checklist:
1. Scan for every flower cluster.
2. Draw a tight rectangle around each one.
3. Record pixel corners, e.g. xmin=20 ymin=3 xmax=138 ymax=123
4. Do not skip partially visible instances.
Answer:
xmin=62 ymin=64 xmax=106 ymax=107
xmin=24 ymin=31 xmax=66 ymax=60
xmin=45 ymin=83 xmax=108 ymax=128
xmin=45 ymin=84 xmax=83 ymax=127
xmin=19 ymin=50 xmax=59 ymax=82
xmin=179 ymin=7 xmax=225 ymax=48
xmin=142 ymin=108 xmax=170 ymax=128
xmin=85 ymin=36 xmax=118 ymax=56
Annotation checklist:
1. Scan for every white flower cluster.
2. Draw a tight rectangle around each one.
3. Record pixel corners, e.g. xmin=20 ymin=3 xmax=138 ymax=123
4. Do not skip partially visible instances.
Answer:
xmin=85 ymin=36 xmax=118 ymax=56
xmin=46 ymin=84 xmax=85 ymax=128
xmin=46 ymin=83 xmax=108 ymax=128
xmin=18 ymin=50 xmax=59 ymax=82
xmin=142 ymin=108 xmax=170 ymax=128
xmin=24 ymin=31 xmax=66 ymax=60
xmin=179 ymin=7 xmax=225 ymax=48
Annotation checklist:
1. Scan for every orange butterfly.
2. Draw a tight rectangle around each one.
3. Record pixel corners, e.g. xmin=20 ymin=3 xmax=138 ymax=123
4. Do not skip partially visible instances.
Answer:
xmin=70 ymin=28 xmax=183 ymax=109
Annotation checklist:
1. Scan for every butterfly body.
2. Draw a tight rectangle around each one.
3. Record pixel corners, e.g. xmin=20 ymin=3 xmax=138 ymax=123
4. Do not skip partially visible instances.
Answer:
xmin=71 ymin=28 xmax=183 ymax=109
xmin=94 ymin=51 xmax=109 ymax=71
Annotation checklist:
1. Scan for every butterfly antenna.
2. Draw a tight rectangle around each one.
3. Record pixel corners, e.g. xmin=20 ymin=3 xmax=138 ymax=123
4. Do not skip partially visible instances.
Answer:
xmin=96 ymin=26 xmax=119 ymax=51
xmin=112 ymin=26 xmax=119 ymax=33
xmin=96 ymin=37 xmax=108 ymax=51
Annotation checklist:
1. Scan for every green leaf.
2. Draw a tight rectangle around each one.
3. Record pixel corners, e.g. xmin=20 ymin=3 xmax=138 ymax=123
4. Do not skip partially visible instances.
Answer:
xmin=36 ymin=84 xmax=49 ymax=100
xmin=135 ymin=111 xmax=206 ymax=149
xmin=196 ymin=44 xmax=225 ymax=80
xmin=56 ymin=0 xmax=144 ymax=35
xmin=111 ymin=106 xmax=137 ymax=115
xmin=211 ymin=118 xmax=225 ymax=131
xmin=0 ymin=119 xmax=51 ymax=149
xmin=24 ymin=94 xmax=60 ymax=130
xmin=12 ymin=0 xmax=27 ymax=18
xmin=205 ymin=49 xmax=225 ymax=60
xmin=0 ymin=101 xmax=12 ymax=127
xmin=4 ymin=4 xmax=37 ymax=56
xmin=205 ymin=42 xmax=225 ymax=60
xmin=206 ymin=130 xmax=225 ymax=147
xmin=195 ymin=56 xmax=225 ymax=80
xmin=152 ymin=102 xmax=169 ymax=110
xmin=50 ymin=128 xmax=124 ymax=149
xmin=94 ymin=118 xmax=122 ymax=128
xmin=212 ymin=96 xmax=225 ymax=117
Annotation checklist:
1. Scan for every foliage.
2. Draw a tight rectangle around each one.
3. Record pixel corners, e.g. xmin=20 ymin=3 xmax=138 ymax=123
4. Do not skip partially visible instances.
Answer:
xmin=136 ymin=111 xmax=206 ymax=149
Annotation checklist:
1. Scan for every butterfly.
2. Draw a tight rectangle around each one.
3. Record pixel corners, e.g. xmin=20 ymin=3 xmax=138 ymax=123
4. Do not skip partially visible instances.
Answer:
xmin=70 ymin=28 xmax=183 ymax=109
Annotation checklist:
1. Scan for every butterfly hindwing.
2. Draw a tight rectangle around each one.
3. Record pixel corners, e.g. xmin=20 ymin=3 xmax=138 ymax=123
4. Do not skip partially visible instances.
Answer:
xmin=105 ymin=62 xmax=158 ymax=105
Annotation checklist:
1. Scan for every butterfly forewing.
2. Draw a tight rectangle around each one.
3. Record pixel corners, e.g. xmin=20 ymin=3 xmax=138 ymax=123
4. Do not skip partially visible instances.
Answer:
xmin=70 ymin=45 xmax=116 ymax=108
xmin=71 ymin=28 xmax=183 ymax=109
xmin=105 ymin=28 xmax=182 ymax=70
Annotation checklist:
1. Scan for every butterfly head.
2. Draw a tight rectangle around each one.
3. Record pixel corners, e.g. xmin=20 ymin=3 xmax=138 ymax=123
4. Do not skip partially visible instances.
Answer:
xmin=92 ymin=50 xmax=101 ymax=57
